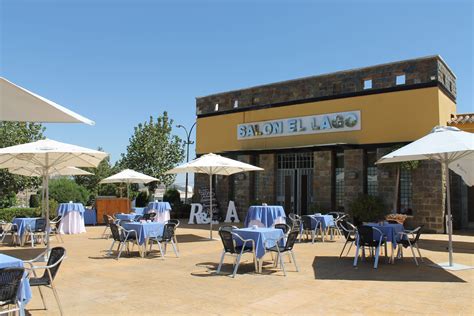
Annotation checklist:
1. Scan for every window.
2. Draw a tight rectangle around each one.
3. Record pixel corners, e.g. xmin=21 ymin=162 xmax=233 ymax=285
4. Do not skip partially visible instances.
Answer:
xmin=335 ymin=152 xmax=344 ymax=209
xmin=233 ymin=100 xmax=239 ymax=108
xmin=399 ymin=169 xmax=412 ymax=212
xmin=366 ymin=150 xmax=378 ymax=197
xmin=363 ymin=79 xmax=372 ymax=90
xmin=214 ymin=103 xmax=219 ymax=111
xmin=396 ymin=74 xmax=406 ymax=85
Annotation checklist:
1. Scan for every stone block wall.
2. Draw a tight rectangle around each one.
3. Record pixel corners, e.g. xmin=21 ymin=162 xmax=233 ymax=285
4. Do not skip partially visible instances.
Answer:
xmin=412 ymin=160 xmax=445 ymax=233
xmin=313 ymin=151 xmax=333 ymax=210
xmin=256 ymin=153 xmax=276 ymax=204
xmin=196 ymin=56 xmax=456 ymax=115
xmin=343 ymin=149 xmax=364 ymax=211
xmin=377 ymin=147 xmax=398 ymax=211
xmin=233 ymin=154 xmax=252 ymax=220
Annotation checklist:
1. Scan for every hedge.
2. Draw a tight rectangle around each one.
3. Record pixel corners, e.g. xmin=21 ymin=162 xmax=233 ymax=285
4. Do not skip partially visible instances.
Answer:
xmin=0 ymin=208 xmax=42 ymax=222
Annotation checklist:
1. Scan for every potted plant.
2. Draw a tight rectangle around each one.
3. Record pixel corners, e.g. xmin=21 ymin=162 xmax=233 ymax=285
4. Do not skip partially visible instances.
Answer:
xmin=349 ymin=194 xmax=386 ymax=226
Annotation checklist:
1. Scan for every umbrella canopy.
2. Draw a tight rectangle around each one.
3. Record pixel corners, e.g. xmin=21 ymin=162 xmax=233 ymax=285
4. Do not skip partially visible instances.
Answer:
xmin=0 ymin=138 xmax=108 ymax=249
xmin=8 ymin=166 xmax=93 ymax=177
xmin=166 ymin=153 xmax=263 ymax=239
xmin=99 ymin=169 xmax=159 ymax=199
xmin=0 ymin=77 xmax=94 ymax=125
xmin=377 ymin=126 xmax=474 ymax=269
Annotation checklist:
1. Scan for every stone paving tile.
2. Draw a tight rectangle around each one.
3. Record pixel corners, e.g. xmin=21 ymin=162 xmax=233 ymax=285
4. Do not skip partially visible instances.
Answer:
xmin=0 ymin=223 xmax=473 ymax=315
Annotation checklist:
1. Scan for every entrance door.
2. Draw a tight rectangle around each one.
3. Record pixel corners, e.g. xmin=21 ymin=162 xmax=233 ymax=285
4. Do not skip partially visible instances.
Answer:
xmin=276 ymin=153 xmax=314 ymax=215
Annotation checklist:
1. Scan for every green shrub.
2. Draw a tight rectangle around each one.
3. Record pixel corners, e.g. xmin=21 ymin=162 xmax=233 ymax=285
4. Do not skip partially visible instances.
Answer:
xmin=0 ymin=192 xmax=17 ymax=209
xmin=163 ymin=188 xmax=181 ymax=207
xmin=135 ymin=191 xmax=149 ymax=207
xmin=0 ymin=208 xmax=41 ymax=222
xmin=48 ymin=178 xmax=90 ymax=205
xmin=48 ymin=199 xmax=59 ymax=218
xmin=29 ymin=194 xmax=41 ymax=208
xmin=349 ymin=194 xmax=386 ymax=224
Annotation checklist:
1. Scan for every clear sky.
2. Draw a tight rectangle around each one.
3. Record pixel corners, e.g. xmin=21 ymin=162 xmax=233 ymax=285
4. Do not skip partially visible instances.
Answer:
xmin=1 ymin=0 xmax=473 ymax=186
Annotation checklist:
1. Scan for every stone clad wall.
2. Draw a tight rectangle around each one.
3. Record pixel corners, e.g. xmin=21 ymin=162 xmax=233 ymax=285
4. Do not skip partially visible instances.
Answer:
xmin=313 ymin=151 xmax=333 ymax=210
xmin=257 ymin=153 xmax=276 ymax=205
xmin=233 ymin=154 xmax=252 ymax=219
xmin=343 ymin=149 xmax=364 ymax=211
xmin=196 ymin=56 xmax=456 ymax=115
xmin=412 ymin=160 xmax=445 ymax=233
xmin=377 ymin=147 xmax=398 ymax=211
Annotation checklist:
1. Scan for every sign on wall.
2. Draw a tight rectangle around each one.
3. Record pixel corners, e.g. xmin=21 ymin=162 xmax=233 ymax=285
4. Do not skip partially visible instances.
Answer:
xmin=237 ymin=111 xmax=361 ymax=140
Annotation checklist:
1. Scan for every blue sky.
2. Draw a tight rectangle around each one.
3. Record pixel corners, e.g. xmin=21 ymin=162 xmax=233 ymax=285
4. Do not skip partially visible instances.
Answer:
xmin=1 ymin=0 xmax=473 ymax=185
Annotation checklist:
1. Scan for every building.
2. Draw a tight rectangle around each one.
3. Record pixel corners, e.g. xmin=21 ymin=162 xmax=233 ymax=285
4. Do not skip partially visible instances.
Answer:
xmin=194 ymin=55 xmax=472 ymax=232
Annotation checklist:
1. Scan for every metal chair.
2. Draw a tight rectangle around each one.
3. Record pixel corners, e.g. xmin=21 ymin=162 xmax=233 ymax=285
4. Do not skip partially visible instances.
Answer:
xmin=168 ymin=219 xmax=180 ymax=251
xmin=0 ymin=267 xmax=25 ymax=315
xmin=301 ymin=215 xmax=321 ymax=244
xmin=216 ymin=229 xmax=257 ymax=278
xmin=49 ymin=216 xmax=63 ymax=243
xmin=108 ymin=223 xmax=137 ymax=260
xmin=397 ymin=226 xmax=424 ymax=266
xmin=149 ymin=223 xmax=179 ymax=258
xmin=101 ymin=214 xmax=113 ymax=238
xmin=265 ymin=230 xmax=299 ymax=276
xmin=24 ymin=247 xmax=66 ymax=316
xmin=25 ymin=218 xmax=47 ymax=247
xmin=338 ymin=220 xmax=357 ymax=258
xmin=274 ymin=223 xmax=291 ymax=235
xmin=219 ymin=225 xmax=237 ymax=232
xmin=353 ymin=226 xmax=388 ymax=269
xmin=141 ymin=213 xmax=156 ymax=221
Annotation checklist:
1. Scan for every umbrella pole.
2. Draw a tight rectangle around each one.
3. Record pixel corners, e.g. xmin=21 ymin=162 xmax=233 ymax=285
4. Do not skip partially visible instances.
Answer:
xmin=445 ymin=161 xmax=453 ymax=267
xmin=209 ymin=174 xmax=213 ymax=240
xmin=45 ymin=155 xmax=51 ymax=252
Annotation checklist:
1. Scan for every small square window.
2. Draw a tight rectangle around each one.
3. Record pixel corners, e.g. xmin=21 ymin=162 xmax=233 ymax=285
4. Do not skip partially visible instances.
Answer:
xmin=233 ymin=100 xmax=239 ymax=108
xmin=363 ymin=79 xmax=372 ymax=89
xmin=396 ymin=74 xmax=406 ymax=85
xmin=214 ymin=103 xmax=219 ymax=111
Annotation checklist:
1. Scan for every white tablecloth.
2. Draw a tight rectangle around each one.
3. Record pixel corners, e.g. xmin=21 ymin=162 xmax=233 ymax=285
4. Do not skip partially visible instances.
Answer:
xmin=59 ymin=211 xmax=86 ymax=234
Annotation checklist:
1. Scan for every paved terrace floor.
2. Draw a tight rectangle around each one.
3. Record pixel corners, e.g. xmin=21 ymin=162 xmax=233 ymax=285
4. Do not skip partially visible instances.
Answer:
xmin=1 ymin=223 xmax=473 ymax=315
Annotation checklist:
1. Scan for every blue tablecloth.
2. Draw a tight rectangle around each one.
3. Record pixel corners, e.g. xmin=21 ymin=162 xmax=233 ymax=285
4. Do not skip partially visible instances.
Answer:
xmin=83 ymin=209 xmax=97 ymax=225
xmin=57 ymin=203 xmax=86 ymax=217
xmin=233 ymin=228 xmax=284 ymax=259
xmin=12 ymin=218 xmax=42 ymax=238
xmin=116 ymin=213 xmax=140 ymax=222
xmin=145 ymin=202 xmax=172 ymax=214
xmin=244 ymin=206 xmax=286 ymax=228
xmin=365 ymin=223 xmax=405 ymax=247
xmin=0 ymin=254 xmax=32 ymax=315
xmin=309 ymin=214 xmax=335 ymax=230
xmin=132 ymin=207 xmax=145 ymax=215
xmin=121 ymin=222 xmax=165 ymax=245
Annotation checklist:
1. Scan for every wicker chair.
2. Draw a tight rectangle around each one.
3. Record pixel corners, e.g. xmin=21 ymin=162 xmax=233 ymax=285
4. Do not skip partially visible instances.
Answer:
xmin=149 ymin=223 xmax=179 ymax=258
xmin=274 ymin=223 xmax=291 ymax=235
xmin=0 ymin=267 xmax=25 ymax=315
xmin=25 ymin=218 xmax=47 ymax=247
xmin=49 ymin=216 xmax=63 ymax=243
xmin=353 ymin=226 xmax=388 ymax=269
xmin=265 ymin=230 xmax=299 ymax=276
xmin=108 ymin=223 xmax=137 ymax=260
xmin=397 ymin=226 xmax=424 ymax=266
xmin=101 ymin=215 xmax=113 ymax=239
xmin=338 ymin=220 xmax=357 ymax=258
xmin=168 ymin=219 xmax=180 ymax=251
xmin=24 ymin=247 xmax=66 ymax=315
xmin=301 ymin=215 xmax=321 ymax=244
xmin=216 ymin=228 xmax=257 ymax=278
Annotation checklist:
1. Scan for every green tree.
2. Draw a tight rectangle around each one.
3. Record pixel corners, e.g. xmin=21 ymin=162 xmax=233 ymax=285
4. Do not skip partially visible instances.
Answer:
xmin=120 ymin=112 xmax=184 ymax=189
xmin=74 ymin=147 xmax=118 ymax=196
xmin=48 ymin=178 xmax=90 ymax=205
xmin=0 ymin=122 xmax=45 ymax=207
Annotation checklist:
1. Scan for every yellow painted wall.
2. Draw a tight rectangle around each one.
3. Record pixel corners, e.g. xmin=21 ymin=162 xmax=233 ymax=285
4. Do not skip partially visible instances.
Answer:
xmin=196 ymin=87 xmax=456 ymax=154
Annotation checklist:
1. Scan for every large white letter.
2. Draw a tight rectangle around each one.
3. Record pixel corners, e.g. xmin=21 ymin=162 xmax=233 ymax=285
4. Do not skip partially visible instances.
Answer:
xmin=224 ymin=201 xmax=240 ymax=223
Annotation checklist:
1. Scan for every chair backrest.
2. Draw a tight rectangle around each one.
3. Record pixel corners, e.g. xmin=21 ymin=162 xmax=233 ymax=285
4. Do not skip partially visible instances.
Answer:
xmin=34 ymin=218 xmax=47 ymax=232
xmin=41 ymin=247 xmax=66 ymax=283
xmin=338 ymin=220 xmax=356 ymax=240
xmin=103 ymin=214 xmax=110 ymax=226
xmin=219 ymin=225 xmax=236 ymax=233
xmin=218 ymin=229 xmax=236 ymax=254
xmin=387 ymin=220 xmax=399 ymax=224
xmin=357 ymin=225 xmax=382 ymax=246
xmin=274 ymin=223 xmax=290 ymax=234
xmin=285 ymin=216 xmax=293 ymax=227
xmin=142 ymin=213 xmax=155 ymax=221
xmin=109 ymin=223 xmax=123 ymax=242
xmin=302 ymin=215 xmax=313 ymax=230
xmin=0 ymin=267 xmax=25 ymax=305
xmin=161 ymin=223 xmax=176 ymax=241
xmin=411 ymin=225 xmax=423 ymax=244
xmin=168 ymin=219 xmax=180 ymax=227
xmin=288 ymin=213 xmax=300 ymax=221
xmin=284 ymin=230 xmax=299 ymax=251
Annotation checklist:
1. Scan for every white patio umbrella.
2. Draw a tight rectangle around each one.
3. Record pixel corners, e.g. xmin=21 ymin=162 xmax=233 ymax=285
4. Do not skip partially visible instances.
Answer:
xmin=166 ymin=153 xmax=263 ymax=239
xmin=99 ymin=169 xmax=159 ymax=200
xmin=377 ymin=126 xmax=474 ymax=270
xmin=0 ymin=77 xmax=95 ymax=125
xmin=0 ymin=139 xmax=108 ymax=248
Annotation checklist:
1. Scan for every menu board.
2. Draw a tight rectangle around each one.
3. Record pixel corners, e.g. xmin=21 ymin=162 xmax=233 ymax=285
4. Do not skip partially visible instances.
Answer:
xmin=199 ymin=188 xmax=219 ymax=215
